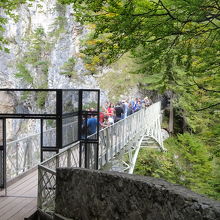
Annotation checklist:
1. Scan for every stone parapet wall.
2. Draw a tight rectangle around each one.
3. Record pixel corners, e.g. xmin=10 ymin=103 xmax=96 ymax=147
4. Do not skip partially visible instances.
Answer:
xmin=55 ymin=168 xmax=220 ymax=220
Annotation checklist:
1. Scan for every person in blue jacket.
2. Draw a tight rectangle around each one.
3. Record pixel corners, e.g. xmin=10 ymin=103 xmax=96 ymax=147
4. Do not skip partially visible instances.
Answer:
xmin=87 ymin=115 xmax=98 ymax=135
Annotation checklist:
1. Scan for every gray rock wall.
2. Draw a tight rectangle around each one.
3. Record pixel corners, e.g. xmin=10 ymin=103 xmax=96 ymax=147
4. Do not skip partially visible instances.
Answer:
xmin=55 ymin=168 xmax=220 ymax=220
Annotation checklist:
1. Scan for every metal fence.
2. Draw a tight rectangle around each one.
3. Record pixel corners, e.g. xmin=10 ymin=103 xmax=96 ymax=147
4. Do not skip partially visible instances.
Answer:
xmin=6 ymin=121 xmax=78 ymax=181
xmin=7 ymin=134 xmax=40 ymax=180
xmin=38 ymin=141 xmax=81 ymax=213
xmin=38 ymin=102 xmax=164 ymax=213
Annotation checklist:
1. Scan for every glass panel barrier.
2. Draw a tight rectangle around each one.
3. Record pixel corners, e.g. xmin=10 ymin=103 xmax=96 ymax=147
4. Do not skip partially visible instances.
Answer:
xmin=62 ymin=90 xmax=79 ymax=114
xmin=0 ymin=90 xmax=56 ymax=115
xmin=82 ymin=91 xmax=99 ymax=112
xmin=43 ymin=119 xmax=56 ymax=147
xmin=62 ymin=116 xmax=78 ymax=147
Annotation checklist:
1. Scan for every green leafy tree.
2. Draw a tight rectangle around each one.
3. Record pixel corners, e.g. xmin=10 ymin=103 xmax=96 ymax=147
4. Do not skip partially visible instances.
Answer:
xmin=58 ymin=0 xmax=220 ymax=199
xmin=58 ymin=0 xmax=220 ymax=137
xmin=135 ymin=133 xmax=220 ymax=200
xmin=59 ymin=0 xmax=219 ymax=101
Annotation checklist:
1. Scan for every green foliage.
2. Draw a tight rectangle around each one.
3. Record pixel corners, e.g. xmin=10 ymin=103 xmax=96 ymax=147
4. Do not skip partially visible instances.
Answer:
xmin=16 ymin=27 xmax=50 ymax=88
xmin=59 ymin=0 xmax=220 ymax=121
xmin=79 ymin=31 xmax=111 ymax=74
xmin=36 ymin=91 xmax=47 ymax=108
xmin=58 ymin=1 xmax=220 ymax=200
xmin=49 ymin=16 xmax=67 ymax=38
xmin=15 ymin=26 xmax=51 ymax=108
xmin=45 ymin=119 xmax=56 ymax=129
xmin=0 ymin=0 xmax=35 ymax=51
xmin=21 ymin=90 xmax=31 ymax=101
xmin=83 ymin=101 xmax=98 ymax=111
xmin=135 ymin=133 xmax=220 ymax=200
xmin=23 ymin=27 xmax=48 ymax=67
xmin=15 ymin=63 xmax=33 ymax=84
xmin=48 ymin=2 xmax=68 ymax=41
xmin=60 ymin=57 xmax=77 ymax=77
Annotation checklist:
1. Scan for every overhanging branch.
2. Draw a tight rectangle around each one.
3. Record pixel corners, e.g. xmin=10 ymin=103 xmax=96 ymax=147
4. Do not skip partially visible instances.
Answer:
xmin=195 ymin=102 xmax=220 ymax=111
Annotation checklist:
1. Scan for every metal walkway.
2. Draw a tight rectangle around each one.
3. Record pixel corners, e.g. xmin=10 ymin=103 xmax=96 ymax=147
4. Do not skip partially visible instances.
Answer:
xmin=0 ymin=102 xmax=164 ymax=219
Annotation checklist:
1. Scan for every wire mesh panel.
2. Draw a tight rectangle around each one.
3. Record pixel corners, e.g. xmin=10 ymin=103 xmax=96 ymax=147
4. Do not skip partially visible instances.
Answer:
xmin=69 ymin=143 xmax=80 ymax=167
xmin=80 ymin=139 xmax=98 ymax=169
xmin=38 ymin=166 xmax=56 ymax=213
xmin=6 ymin=136 xmax=41 ymax=180
xmin=38 ymin=142 xmax=81 ymax=212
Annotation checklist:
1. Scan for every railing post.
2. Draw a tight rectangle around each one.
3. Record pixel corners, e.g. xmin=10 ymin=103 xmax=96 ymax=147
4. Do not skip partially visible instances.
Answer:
xmin=56 ymin=90 xmax=63 ymax=151
xmin=27 ymin=139 xmax=31 ymax=169
xmin=110 ymin=126 xmax=113 ymax=160
xmin=23 ymin=141 xmax=28 ymax=171
xmin=37 ymin=165 xmax=42 ymax=209
xmin=56 ymin=155 xmax=59 ymax=169
xmin=16 ymin=143 xmax=19 ymax=176
xmin=67 ymin=148 xmax=71 ymax=167
xmin=106 ymin=129 xmax=110 ymax=163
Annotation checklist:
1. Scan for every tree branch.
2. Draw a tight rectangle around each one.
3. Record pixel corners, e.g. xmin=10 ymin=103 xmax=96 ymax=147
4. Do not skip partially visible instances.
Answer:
xmin=131 ymin=12 xmax=169 ymax=17
xmin=195 ymin=103 xmax=220 ymax=111
xmin=158 ymin=0 xmax=177 ymax=20
xmin=193 ymin=78 xmax=220 ymax=93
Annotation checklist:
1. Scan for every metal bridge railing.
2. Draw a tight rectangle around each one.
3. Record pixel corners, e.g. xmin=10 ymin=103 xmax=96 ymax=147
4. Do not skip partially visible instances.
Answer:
xmin=37 ymin=102 xmax=164 ymax=213
xmin=7 ymin=133 xmax=40 ymax=181
xmin=98 ymin=101 xmax=164 ymax=168
xmin=6 ymin=122 xmax=78 ymax=181
xmin=98 ymin=106 xmax=146 ymax=168
xmin=38 ymin=141 xmax=81 ymax=213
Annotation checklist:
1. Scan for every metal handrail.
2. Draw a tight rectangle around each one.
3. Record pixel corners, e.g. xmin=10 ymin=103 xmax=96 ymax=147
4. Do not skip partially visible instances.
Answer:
xmin=38 ymin=141 xmax=80 ymax=212
xmin=6 ymin=121 xmax=78 ymax=181
xmin=37 ymin=102 xmax=164 ymax=212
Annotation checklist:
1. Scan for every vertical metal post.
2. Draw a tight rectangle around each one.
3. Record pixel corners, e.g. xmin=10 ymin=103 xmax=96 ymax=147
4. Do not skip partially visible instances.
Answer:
xmin=37 ymin=166 xmax=42 ymax=209
xmin=67 ymin=148 xmax=71 ymax=167
xmin=96 ymin=90 xmax=100 ymax=170
xmin=84 ymin=142 xmax=88 ymax=168
xmin=16 ymin=143 xmax=18 ymax=176
xmin=56 ymin=90 xmax=63 ymax=150
xmin=78 ymin=89 xmax=82 ymax=167
xmin=3 ymin=118 xmax=7 ymax=195
xmin=40 ymin=119 xmax=43 ymax=162
xmin=84 ymin=115 xmax=88 ymax=168
xmin=27 ymin=139 xmax=31 ymax=169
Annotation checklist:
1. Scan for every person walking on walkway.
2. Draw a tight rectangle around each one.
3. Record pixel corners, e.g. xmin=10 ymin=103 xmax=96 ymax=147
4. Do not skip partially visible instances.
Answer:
xmin=87 ymin=115 xmax=98 ymax=135
xmin=115 ymin=102 xmax=124 ymax=122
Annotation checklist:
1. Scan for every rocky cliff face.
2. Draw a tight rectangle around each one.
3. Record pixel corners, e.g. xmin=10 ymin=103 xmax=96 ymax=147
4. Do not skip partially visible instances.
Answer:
xmin=0 ymin=0 xmax=103 ymax=91
xmin=0 ymin=0 xmax=107 ymax=139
